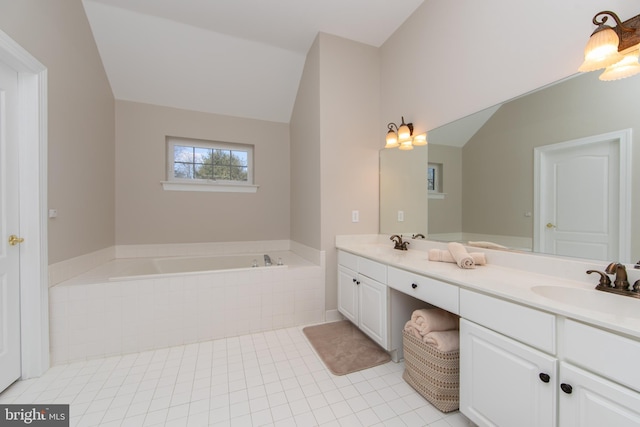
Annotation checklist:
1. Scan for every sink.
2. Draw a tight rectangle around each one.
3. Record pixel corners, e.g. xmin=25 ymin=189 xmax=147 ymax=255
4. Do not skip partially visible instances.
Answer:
xmin=531 ymin=285 xmax=640 ymax=319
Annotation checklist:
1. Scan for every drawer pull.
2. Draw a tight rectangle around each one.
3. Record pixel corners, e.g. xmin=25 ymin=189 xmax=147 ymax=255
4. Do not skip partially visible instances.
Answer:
xmin=411 ymin=283 xmax=418 ymax=289
xmin=560 ymin=383 xmax=573 ymax=394
xmin=539 ymin=373 xmax=550 ymax=383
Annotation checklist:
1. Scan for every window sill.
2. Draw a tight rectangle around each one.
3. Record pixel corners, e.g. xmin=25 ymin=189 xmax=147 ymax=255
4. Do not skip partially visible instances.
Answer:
xmin=428 ymin=192 xmax=446 ymax=200
xmin=161 ymin=181 xmax=259 ymax=193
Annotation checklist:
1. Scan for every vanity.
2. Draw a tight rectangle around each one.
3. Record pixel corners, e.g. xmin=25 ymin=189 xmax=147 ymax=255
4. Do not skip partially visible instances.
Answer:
xmin=336 ymin=235 xmax=640 ymax=427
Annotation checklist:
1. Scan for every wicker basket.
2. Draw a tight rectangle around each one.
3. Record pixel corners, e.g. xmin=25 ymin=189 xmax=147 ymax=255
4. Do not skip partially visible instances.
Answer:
xmin=402 ymin=329 xmax=460 ymax=412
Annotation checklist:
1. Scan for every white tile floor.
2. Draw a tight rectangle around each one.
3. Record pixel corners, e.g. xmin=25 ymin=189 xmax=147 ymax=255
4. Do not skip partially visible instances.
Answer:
xmin=0 ymin=325 xmax=474 ymax=427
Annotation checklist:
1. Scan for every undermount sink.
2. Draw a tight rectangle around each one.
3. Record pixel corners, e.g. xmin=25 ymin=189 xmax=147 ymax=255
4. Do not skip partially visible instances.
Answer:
xmin=531 ymin=285 xmax=640 ymax=319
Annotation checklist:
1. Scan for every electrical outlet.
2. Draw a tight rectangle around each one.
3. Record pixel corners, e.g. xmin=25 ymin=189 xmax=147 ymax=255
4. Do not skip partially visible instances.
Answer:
xmin=352 ymin=210 xmax=359 ymax=223
xmin=398 ymin=210 xmax=404 ymax=222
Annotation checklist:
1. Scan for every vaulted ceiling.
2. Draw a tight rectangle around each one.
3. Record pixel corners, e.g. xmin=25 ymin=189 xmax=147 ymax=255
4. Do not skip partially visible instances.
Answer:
xmin=82 ymin=0 xmax=424 ymax=123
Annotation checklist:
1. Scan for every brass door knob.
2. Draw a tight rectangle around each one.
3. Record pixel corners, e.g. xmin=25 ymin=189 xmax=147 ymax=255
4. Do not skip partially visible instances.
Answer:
xmin=8 ymin=235 xmax=24 ymax=246
xmin=546 ymin=223 xmax=556 ymax=229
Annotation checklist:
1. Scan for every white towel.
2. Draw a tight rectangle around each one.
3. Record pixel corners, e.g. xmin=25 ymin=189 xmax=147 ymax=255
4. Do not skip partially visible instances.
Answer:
xmin=428 ymin=249 xmax=486 ymax=265
xmin=410 ymin=308 xmax=459 ymax=334
xmin=447 ymin=242 xmax=475 ymax=269
xmin=422 ymin=330 xmax=460 ymax=352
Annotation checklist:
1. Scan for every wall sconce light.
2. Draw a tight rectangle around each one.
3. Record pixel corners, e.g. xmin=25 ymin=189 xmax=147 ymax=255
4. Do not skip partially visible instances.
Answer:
xmin=578 ymin=10 xmax=640 ymax=81
xmin=385 ymin=116 xmax=427 ymax=150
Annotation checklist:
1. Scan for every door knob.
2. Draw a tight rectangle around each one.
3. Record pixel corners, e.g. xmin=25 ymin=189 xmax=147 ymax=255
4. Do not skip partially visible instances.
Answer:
xmin=546 ymin=223 xmax=556 ymax=229
xmin=8 ymin=235 xmax=24 ymax=246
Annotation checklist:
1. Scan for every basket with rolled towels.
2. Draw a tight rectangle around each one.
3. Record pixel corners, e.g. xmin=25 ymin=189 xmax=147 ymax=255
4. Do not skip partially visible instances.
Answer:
xmin=429 ymin=242 xmax=486 ymax=269
xmin=402 ymin=308 xmax=460 ymax=412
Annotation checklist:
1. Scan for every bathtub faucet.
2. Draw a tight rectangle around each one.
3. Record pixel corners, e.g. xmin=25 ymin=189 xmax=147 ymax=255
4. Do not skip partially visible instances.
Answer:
xmin=264 ymin=254 xmax=272 ymax=266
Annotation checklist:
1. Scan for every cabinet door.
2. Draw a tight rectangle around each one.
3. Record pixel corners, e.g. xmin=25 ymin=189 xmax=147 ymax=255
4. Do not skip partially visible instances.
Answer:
xmin=337 ymin=265 xmax=358 ymax=324
xmin=460 ymin=319 xmax=556 ymax=427
xmin=358 ymin=275 xmax=388 ymax=349
xmin=559 ymin=362 xmax=640 ymax=427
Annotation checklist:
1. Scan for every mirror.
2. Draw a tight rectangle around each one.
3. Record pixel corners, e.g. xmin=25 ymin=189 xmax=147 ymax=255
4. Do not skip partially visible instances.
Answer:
xmin=380 ymin=71 xmax=640 ymax=262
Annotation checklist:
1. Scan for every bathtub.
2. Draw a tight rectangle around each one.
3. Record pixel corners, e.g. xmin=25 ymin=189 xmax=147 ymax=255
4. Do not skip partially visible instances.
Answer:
xmin=108 ymin=252 xmax=289 ymax=280
xmin=49 ymin=249 xmax=325 ymax=364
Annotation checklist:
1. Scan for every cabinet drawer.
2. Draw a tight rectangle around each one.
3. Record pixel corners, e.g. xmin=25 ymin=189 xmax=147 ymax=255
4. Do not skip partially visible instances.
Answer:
xmin=337 ymin=250 xmax=358 ymax=271
xmin=387 ymin=266 xmax=459 ymax=314
xmin=358 ymin=257 xmax=387 ymax=284
xmin=460 ymin=289 xmax=555 ymax=354
xmin=565 ymin=320 xmax=640 ymax=393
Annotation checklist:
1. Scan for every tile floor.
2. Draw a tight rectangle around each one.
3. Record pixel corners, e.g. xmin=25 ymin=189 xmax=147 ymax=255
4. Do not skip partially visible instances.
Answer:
xmin=0 ymin=325 xmax=474 ymax=426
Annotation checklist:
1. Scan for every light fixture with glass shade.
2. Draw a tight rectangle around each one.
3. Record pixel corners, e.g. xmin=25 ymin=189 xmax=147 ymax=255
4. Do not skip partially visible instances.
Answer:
xmin=385 ymin=116 xmax=427 ymax=150
xmin=578 ymin=11 xmax=640 ymax=81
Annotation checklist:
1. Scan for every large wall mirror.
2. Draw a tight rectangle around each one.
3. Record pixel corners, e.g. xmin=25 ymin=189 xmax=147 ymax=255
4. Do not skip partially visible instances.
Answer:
xmin=380 ymin=71 xmax=640 ymax=263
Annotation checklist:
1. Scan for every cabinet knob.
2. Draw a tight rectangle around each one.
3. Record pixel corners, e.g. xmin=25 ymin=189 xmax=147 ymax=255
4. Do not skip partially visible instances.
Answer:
xmin=411 ymin=283 xmax=418 ymax=289
xmin=560 ymin=383 xmax=573 ymax=394
xmin=539 ymin=373 xmax=550 ymax=383
xmin=356 ymin=281 xmax=360 ymax=285
xmin=352 ymin=278 xmax=356 ymax=283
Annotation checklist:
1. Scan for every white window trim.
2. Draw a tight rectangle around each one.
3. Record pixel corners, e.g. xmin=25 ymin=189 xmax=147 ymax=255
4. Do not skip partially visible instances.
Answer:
xmin=164 ymin=136 xmax=257 ymax=193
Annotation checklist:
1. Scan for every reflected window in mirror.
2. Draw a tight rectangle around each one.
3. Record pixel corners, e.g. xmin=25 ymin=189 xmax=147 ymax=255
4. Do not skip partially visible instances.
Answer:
xmin=428 ymin=163 xmax=444 ymax=198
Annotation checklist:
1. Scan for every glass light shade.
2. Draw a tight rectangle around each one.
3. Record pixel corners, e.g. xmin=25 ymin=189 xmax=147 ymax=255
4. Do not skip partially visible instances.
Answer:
xmin=397 ymin=123 xmax=412 ymax=141
xmin=599 ymin=50 xmax=640 ymax=81
xmin=385 ymin=130 xmax=399 ymax=148
xmin=578 ymin=27 xmax=624 ymax=72
xmin=398 ymin=139 xmax=414 ymax=150
xmin=412 ymin=133 xmax=427 ymax=146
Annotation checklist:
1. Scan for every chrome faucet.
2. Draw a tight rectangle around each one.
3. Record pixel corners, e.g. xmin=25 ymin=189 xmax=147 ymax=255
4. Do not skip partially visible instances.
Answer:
xmin=390 ymin=235 xmax=409 ymax=251
xmin=264 ymin=254 xmax=272 ymax=266
xmin=587 ymin=262 xmax=640 ymax=299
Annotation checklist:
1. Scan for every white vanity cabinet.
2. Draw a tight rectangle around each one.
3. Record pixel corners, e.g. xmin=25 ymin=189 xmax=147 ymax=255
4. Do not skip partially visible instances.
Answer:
xmin=558 ymin=320 xmax=640 ymax=426
xmin=337 ymin=250 xmax=388 ymax=349
xmin=459 ymin=289 xmax=558 ymax=427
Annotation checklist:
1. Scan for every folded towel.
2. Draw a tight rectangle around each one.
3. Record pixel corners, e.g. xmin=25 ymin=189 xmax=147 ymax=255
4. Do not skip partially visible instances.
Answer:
xmin=468 ymin=241 xmax=508 ymax=250
xmin=448 ymin=242 xmax=475 ymax=269
xmin=410 ymin=308 xmax=459 ymax=334
xmin=404 ymin=320 xmax=422 ymax=340
xmin=428 ymin=249 xmax=487 ymax=265
xmin=422 ymin=330 xmax=460 ymax=352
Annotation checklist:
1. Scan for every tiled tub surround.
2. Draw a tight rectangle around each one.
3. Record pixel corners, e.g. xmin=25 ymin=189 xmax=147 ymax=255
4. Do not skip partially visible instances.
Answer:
xmin=49 ymin=245 xmax=325 ymax=365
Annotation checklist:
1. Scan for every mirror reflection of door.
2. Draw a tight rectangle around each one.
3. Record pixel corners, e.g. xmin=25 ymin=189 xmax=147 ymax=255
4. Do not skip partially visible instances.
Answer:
xmin=534 ymin=130 xmax=631 ymax=262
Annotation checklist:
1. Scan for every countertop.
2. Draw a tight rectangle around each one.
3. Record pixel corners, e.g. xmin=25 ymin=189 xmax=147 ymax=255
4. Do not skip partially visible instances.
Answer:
xmin=336 ymin=235 xmax=640 ymax=341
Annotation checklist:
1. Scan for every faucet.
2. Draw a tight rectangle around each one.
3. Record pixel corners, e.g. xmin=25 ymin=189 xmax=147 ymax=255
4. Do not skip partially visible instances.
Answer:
xmin=264 ymin=254 xmax=272 ymax=266
xmin=605 ymin=262 xmax=629 ymax=290
xmin=587 ymin=262 xmax=640 ymax=298
xmin=412 ymin=233 xmax=425 ymax=239
xmin=390 ymin=235 xmax=409 ymax=251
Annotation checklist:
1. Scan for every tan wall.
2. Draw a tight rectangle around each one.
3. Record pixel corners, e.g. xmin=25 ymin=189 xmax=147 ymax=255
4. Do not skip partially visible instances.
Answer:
xmin=427 ymin=144 xmax=462 ymax=235
xmin=462 ymin=71 xmax=640 ymax=259
xmin=319 ymin=34 xmax=380 ymax=310
xmin=380 ymin=146 xmax=428 ymax=235
xmin=0 ymin=0 xmax=115 ymax=264
xmin=115 ymin=101 xmax=290 ymax=244
xmin=290 ymin=37 xmax=322 ymax=249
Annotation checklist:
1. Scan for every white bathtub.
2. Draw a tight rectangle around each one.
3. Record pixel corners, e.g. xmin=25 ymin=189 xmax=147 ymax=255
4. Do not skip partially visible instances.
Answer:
xmin=49 ymin=250 xmax=325 ymax=364
xmin=108 ymin=252 xmax=291 ymax=280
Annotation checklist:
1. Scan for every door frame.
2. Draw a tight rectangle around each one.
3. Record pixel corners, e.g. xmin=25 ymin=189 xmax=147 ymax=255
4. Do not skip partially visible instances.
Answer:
xmin=0 ymin=30 xmax=49 ymax=378
xmin=533 ymin=129 xmax=632 ymax=262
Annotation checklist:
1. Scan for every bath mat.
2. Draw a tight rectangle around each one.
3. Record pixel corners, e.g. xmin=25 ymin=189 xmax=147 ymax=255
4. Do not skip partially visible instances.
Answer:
xmin=303 ymin=320 xmax=391 ymax=376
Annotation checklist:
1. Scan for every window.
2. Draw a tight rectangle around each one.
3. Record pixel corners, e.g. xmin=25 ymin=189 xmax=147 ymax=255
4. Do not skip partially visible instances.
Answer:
xmin=162 ymin=137 xmax=257 ymax=193
xmin=428 ymin=162 xmax=445 ymax=199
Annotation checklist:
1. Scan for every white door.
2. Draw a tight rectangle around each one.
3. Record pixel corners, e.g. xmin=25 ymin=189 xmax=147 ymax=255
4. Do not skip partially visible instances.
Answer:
xmin=559 ymin=362 xmax=640 ymax=427
xmin=0 ymin=61 xmax=22 ymax=393
xmin=460 ymin=320 xmax=557 ymax=427
xmin=537 ymin=135 xmax=625 ymax=261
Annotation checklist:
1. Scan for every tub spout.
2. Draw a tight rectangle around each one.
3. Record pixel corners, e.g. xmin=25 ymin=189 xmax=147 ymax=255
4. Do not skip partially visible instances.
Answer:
xmin=264 ymin=254 xmax=272 ymax=266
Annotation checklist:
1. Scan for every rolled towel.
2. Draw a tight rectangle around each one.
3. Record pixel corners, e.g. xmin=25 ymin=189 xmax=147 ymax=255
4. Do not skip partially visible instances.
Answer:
xmin=428 ymin=249 xmax=487 ymax=265
xmin=404 ymin=320 xmax=422 ymax=340
xmin=422 ymin=330 xmax=460 ymax=352
xmin=468 ymin=241 xmax=508 ymax=250
xmin=448 ymin=242 xmax=475 ymax=269
xmin=410 ymin=308 xmax=459 ymax=334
